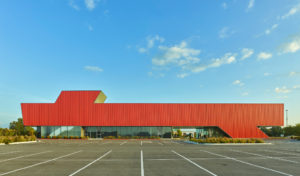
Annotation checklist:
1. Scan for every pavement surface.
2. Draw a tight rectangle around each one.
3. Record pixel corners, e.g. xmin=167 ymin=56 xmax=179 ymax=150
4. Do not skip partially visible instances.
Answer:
xmin=0 ymin=139 xmax=300 ymax=176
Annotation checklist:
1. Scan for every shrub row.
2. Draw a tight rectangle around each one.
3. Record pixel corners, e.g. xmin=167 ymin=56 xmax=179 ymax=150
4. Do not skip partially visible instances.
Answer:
xmin=0 ymin=135 xmax=36 ymax=144
xmin=103 ymin=136 xmax=160 ymax=139
xmin=40 ymin=136 xmax=88 ymax=139
xmin=267 ymin=137 xmax=288 ymax=139
xmin=291 ymin=136 xmax=300 ymax=140
xmin=190 ymin=137 xmax=264 ymax=143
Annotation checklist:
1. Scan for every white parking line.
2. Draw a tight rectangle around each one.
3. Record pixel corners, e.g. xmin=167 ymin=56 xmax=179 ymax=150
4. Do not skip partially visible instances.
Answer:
xmin=147 ymin=158 xmax=180 ymax=161
xmin=0 ymin=151 xmax=21 ymax=155
xmin=158 ymin=142 xmax=163 ymax=145
xmin=201 ymin=150 xmax=293 ymax=176
xmin=0 ymin=151 xmax=51 ymax=163
xmin=120 ymin=141 xmax=127 ymax=145
xmin=143 ymin=141 xmax=152 ymax=143
xmin=231 ymin=150 xmax=298 ymax=164
xmin=171 ymin=141 xmax=180 ymax=145
xmin=141 ymin=150 xmax=144 ymax=176
xmin=0 ymin=150 xmax=81 ymax=176
xmin=172 ymin=150 xmax=217 ymax=176
xmin=262 ymin=150 xmax=300 ymax=157
xmin=68 ymin=150 xmax=112 ymax=176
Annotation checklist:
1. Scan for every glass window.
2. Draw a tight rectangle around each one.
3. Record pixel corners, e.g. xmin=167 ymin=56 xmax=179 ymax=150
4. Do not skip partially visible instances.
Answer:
xmin=60 ymin=126 xmax=68 ymax=137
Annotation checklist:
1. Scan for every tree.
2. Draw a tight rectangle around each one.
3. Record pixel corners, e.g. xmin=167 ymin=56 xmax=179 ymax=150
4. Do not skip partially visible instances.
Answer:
xmin=284 ymin=124 xmax=300 ymax=136
xmin=9 ymin=118 xmax=35 ymax=136
xmin=283 ymin=126 xmax=295 ymax=136
xmin=260 ymin=127 xmax=272 ymax=136
xmin=260 ymin=126 xmax=283 ymax=137
xmin=177 ymin=129 xmax=182 ymax=137
xmin=270 ymin=126 xmax=283 ymax=137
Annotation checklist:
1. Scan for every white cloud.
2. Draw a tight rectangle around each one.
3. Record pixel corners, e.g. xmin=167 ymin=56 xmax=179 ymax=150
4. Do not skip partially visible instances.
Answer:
xmin=280 ymin=37 xmax=300 ymax=54
xmin=152 ymin=41 xmax=201 ymax=66
xmin=275 ymin=86 xmax=291 ymax=93
xmin=233 ymin=80 xmax=245 ymax=86
xmin=222 ymin=2 xmax=227 ymax=9
xmin=242 ymin=92 xmax=249 ymax=96
xmin=247 ymin=0 xmax=255 ymax=11
xmin=139 ymin=35 xmax=164 ymax=53
xmin=264 ymin=72 xmax=271 ymax=76
xmin=85 ymin=0 xmax=97 ymax=11
xmin=281 ymin=4 xmax=300 ymax=20
xmin=275 ymin=95 xmax=288 ymax=99
xmin=293 ymin=85 xmax=300 ymax=89
xmin=289 ymin=71 xmax=296 ymax=77
xmin=147 ymin=35 xmax=164 ymax=49
xmin=138 ymin=48 xmax=147 ymax=53
xmin=240 ymin=48 xmax=254 ymax=60
xmin=289 ymin=71 xmax=300 ymax=77
xmin=84 ymin=66 xmax=103 ymax=72
xmin=88 ymin=24 xmax=93 ymax=31
xmin=265 ymin=24 xmax=278 ymax=35
xmin=159 ymin=73 xmax=165 ymax=78
xmin=69 ymin=0 xmax=80 ymax=10
xmin=219 ymin=27 xmax=235 ymax=39
xmin=191 ymin=53 xmax=237 ymax=73
xmin=257 ymin=52 xmax=272 ymax=60
xmin=177 ymin=73 xmax=189 ymax=78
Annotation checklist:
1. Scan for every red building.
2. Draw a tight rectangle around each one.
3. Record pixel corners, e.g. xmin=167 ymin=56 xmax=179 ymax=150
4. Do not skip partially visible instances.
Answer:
xmin=21 ymin=90 xmax=284 ymax=138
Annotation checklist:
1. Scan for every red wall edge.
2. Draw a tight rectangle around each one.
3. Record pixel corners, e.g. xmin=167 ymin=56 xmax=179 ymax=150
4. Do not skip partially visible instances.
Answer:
xmin=21 ymin=91 xmax=284 ymax=138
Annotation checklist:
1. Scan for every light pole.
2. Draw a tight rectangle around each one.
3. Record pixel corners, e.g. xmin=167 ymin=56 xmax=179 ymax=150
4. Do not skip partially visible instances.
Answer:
xmin=286 ymin=109 xmax=288 ymax=127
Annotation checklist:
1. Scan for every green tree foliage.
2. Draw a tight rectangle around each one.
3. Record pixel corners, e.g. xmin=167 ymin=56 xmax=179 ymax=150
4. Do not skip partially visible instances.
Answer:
xmin=177 ymin=129 xmax=182 ymax=137
xmin=8 ymin=118 xmax=35 ymax=136
xmin=261 ymin=124 xmax=300 ymax=137
xmin=271 ymin=126 xmax=284 ymax=137
xmin=0 ymin=128 xmax=16 ymax=136
xmin=260 ymin=126 xmax=283 ymax=137
xmin=283 ymin=124 xmax=300 ymax=136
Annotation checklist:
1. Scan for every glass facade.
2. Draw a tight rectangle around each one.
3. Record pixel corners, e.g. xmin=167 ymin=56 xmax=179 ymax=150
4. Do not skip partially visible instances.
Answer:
xmin=38 ymin=126 xmax=82 ymax=137
xmin=173 ymin=126 xmax=230 ymax=138
xmin=83 ymin=126 xmax=172 ymax=138
xmin=37 ymin=126 xmax=228 ymax=138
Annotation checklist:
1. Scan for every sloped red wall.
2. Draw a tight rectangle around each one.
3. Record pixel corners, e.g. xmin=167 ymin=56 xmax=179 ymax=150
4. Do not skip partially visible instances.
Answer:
xmin=21 ymin=91 xmax=284 ymax=138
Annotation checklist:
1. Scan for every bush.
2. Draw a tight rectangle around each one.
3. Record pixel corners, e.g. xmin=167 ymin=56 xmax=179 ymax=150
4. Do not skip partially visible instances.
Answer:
xmin=30 ymin=135 xmax=36 ymax=141
xmin=3 ymin=138 xmax=11 ymax=144
xmin=255 ymin=138 xmax=264 ymax=143
xmin=46 ymin=136 xmax=51 ymax=139
xmin=52 ymin=136 xmax=56 ymax=139
xmin=0 ymin=135 xmax=36 ymax=144
xmin=16 ymin=136 xmax=25 ymax=142
xmin=63 ymin=136 xmax=68 ymax=139
xmin=57 ymin=136 xmax=62 ymax=139
xmin=291 ymin=136 xmax=300 ymax=140
xmin=104 ymin=136 xmax=116 ymax=139
xmin=190 ymin=137 xmax=264 ymax=143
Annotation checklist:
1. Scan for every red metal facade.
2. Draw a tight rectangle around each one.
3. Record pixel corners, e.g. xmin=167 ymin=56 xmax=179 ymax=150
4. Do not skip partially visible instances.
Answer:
xmin=21 ymin=91 xmax=284 ymax=138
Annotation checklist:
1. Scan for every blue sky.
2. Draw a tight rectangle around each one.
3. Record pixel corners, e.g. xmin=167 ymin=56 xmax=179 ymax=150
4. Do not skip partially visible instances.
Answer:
xmin=0 ymin=0 xmax=300 ymax=127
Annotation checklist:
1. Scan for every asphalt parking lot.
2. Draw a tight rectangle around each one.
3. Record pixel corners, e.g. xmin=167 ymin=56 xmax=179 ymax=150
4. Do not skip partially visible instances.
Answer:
xmin=0 ymin=139 xmax=300 ymax=176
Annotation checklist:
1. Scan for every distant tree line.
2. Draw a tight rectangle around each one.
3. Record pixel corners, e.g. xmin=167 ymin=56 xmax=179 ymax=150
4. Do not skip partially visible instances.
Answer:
xmin=0 ymin=118 xmax=35 ymax=136
xmin=260 ymin=124 xmax=300 ymax=137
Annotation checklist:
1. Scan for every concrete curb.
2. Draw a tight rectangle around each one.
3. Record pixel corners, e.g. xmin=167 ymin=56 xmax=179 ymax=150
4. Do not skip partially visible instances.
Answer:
xmin=184 ymin=141 xmax=272 ymax=145
xmin=0 ymin=141 xmax=37 ymax=145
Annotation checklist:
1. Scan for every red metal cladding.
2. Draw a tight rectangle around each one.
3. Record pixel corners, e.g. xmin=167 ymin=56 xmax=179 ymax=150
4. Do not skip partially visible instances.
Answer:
xmin=21 ymin=91 xmax=284 ymax=138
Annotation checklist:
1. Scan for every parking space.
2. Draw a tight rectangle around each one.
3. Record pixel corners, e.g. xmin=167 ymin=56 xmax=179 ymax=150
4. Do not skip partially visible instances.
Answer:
xmin=0 ymin=139 xmax=300 ymax=176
